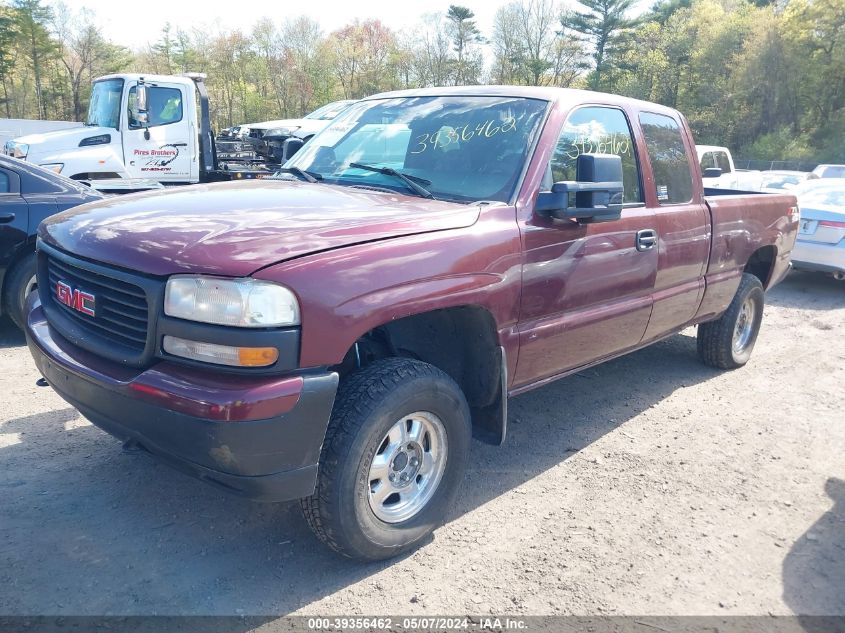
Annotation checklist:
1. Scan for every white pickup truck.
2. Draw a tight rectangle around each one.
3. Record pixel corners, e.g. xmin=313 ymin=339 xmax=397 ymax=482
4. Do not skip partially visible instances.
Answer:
xmin=3 ymin=73 xmax=271 ymax=191
xmin=697 ymin=145 xmax=763 ymax=191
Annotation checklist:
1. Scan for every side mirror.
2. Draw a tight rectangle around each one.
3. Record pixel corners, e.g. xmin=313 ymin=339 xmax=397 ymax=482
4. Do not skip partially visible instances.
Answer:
xmin=702 ymin=167 xmax=722 ymax=179
xmin=536 ymin=154 xmax=624 ymax=222
xmin=136 ymin=81 xmax=148 ymax=114
xmin=130 ymin=79 xmax=150 ymax=128
xmin=282 ymin=137 xmax=305 ymax=162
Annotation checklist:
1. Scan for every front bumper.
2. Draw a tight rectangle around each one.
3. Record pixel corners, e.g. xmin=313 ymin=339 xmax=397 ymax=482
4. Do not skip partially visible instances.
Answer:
xmin=26 ymin=297 xmax=339 ymax=502
xmin=792 ymin=239 xmax=845 ymax=274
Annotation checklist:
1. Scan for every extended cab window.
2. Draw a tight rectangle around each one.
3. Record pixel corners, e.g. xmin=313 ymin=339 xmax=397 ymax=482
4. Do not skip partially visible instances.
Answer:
xmin=640 ymin=112 xmax=694 ymax=204
xmin=546 ymin=106 xmax=642 ymax=203
xmin=128 ymin=86 xmax=183 ymax=128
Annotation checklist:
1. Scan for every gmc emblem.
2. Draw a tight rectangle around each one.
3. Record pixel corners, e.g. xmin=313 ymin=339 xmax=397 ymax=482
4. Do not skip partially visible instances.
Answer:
xmin=56 ymin=281 xmax=96 ymax=317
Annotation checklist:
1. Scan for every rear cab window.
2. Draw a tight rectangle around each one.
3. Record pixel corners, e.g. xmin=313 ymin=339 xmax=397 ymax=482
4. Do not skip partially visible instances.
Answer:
xmin=0 ymin=170 xmax=9 ymax=193
xmin=639 ymin=112 xmax=694 ymax=204
xmin=546 ymin=105 xmax=642 ymax=204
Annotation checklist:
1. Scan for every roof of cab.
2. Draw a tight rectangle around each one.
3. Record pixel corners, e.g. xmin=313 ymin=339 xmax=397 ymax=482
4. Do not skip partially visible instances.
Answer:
xmin=94 ymin=73 xmax=198 ymax=86
xmin=361 ymin=85 xmax=684 ymax=117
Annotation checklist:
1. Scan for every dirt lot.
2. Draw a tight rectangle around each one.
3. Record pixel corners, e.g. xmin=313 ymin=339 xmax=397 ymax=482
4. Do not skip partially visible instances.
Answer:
xmin=0 ymin=271 xmax=843 ymax=617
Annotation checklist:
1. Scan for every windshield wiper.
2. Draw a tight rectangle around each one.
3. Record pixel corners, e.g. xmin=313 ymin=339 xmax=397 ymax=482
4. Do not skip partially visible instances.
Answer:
xmin=274 ymin=167 xmax=322 ymax=183
xmin=349 ymin=162 xmax=433 ymax=199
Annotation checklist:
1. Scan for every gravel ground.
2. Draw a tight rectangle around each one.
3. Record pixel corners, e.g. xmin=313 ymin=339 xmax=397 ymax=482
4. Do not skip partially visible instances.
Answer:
xmin=0 ymin=271 xmax=843 ymax=617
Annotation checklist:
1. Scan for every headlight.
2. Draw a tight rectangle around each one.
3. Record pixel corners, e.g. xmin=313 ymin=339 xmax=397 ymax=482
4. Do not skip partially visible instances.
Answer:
xmin=5 ymin=141 xmax=28 ymax=159
xmin=40 ymin=163 xmax=63 ymax=174
xmin=164 ymin=276 xmax=300 ymax=327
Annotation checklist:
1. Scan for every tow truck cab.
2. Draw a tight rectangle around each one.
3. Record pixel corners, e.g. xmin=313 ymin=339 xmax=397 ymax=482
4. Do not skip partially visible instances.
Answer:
xmin=3 ymin=73 xmax=221 ymax=186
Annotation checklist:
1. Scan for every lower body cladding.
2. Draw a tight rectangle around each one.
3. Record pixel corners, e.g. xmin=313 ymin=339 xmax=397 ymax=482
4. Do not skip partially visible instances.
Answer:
xmin=25 ymin=298 xmax=339 ymax=502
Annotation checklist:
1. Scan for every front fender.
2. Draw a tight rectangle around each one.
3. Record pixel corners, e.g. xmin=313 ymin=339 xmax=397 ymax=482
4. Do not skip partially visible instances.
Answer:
xmin=253 ymin=206 xmax=523 ymax=369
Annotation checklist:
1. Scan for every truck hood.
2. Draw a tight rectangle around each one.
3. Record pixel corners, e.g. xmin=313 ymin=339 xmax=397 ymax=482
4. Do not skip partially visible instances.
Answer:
xmin=39 ymin=179 xmax=481 ymax=277
xmin=15 ymin=125 xmax=109 ymax=155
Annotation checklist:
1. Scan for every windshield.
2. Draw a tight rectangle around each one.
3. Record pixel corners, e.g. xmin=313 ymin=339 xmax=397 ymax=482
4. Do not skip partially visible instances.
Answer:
xmin=86 ymin=79 xmax=123 ymax=128
xmin=304 ymin=101 xmax=354 ymax=121
xmin=762 ymin=173 xmax=804 ymax=189
xmin=286 ymin=96 xmax=549 ymax=203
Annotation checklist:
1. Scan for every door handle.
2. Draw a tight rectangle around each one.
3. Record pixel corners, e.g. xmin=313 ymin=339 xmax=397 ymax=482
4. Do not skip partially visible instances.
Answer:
xmin=636 ymin=229 xmax=657 ymax=252
xmin=0 ymin=212 xmax=16 ymax=223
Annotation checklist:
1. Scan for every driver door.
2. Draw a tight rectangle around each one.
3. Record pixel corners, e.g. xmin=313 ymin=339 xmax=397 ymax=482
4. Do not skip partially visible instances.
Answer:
xmin=123 ymin=81 xmax=194 ymax=182
xmin=514 ymin=105 xmax=658 ymax=386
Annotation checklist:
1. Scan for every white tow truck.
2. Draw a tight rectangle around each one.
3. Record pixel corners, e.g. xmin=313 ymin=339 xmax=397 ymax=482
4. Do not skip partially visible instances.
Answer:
xmin=3 ymin=73 xmax=273 ymax=192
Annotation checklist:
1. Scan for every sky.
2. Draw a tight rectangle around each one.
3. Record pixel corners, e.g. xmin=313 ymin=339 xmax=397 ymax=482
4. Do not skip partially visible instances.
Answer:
xmin=50 ymin=0 xmax=505 ymax=49
xmin=52 ymin=0 xmax=652 ymax=50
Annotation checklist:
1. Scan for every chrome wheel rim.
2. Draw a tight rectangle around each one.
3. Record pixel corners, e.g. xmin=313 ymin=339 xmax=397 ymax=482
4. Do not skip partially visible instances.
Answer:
xmin=367 ymin=411 xmax=448 ymax=524
xmin=733 ymin=297 xmax=756 ymax=353
xmin=24 ymin=274 xmax=37 ymax=298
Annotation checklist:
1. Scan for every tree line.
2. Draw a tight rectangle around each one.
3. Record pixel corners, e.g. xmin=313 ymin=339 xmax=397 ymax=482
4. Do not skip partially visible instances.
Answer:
xmin=0 ymin=0 xmax=843 ymax=163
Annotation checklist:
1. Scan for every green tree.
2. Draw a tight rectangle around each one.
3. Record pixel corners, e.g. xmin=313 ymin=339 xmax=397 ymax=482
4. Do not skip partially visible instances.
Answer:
xmin=12 ymin=0 xmax=56 ymax=119
xmin=446 ymin=5 xmax=482 ymax=84
xmin=564 ymin=0 xmax=638 ymax=89
xmin=0 ymin=6 xmax=18 ymax=117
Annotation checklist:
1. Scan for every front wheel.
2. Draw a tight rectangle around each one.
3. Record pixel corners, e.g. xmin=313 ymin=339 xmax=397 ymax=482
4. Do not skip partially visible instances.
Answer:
xmin=697 ymin=272 xmax=764 ymax=369
xmin=300 ymin=358 xmax=471 ymax=560
xmin=2 ymin=252 xmax=37 ymax=330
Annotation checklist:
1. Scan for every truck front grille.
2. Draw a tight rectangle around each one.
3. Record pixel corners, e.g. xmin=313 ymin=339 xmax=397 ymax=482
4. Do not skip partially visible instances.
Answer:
xmin=39 ymin=245 xmax=160 ymax=366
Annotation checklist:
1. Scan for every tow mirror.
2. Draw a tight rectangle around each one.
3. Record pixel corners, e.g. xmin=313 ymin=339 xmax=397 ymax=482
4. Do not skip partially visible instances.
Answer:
xmin=536 ymin=154 xmax=624 ymax=223
xmin=282 ymin=137 xmax=305 ymax=162
xmin=702 ymin=167 xmax=722 ymax=179
xmin=131 ymin=79 xmax=150 ymax=129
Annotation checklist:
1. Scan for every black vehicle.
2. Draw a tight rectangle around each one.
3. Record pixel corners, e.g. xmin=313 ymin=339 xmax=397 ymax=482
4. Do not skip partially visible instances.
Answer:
xmin=0 ymin=155 xmax=103 ymax=329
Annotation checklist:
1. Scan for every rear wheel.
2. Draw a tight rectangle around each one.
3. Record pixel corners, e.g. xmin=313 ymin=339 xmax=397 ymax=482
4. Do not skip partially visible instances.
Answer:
xmin=300 ymin=358 xmax=471 ymax=560
xmin=2 ymin=252 xmax=37 ymax=330
xmin=697 ymin=272 xmax=764 ymax=369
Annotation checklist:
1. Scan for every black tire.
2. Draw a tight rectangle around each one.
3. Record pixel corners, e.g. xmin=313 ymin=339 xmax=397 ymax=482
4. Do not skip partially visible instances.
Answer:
xmin=2 ymin=251 xmax=37 ymax=331
xmin=300 ymin=357 xmax=472 ymax=560
xmin=697 ymin=272 xmax=764 ymax=369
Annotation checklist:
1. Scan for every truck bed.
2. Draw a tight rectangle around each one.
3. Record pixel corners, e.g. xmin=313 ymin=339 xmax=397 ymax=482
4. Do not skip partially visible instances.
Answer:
xmin=697 ymin=188 xmax=799 ymax=319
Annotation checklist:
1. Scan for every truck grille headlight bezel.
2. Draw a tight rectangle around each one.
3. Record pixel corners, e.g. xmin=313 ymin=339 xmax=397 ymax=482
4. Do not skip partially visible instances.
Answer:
xmin=164 ymin=276 xmax=300 ymax=328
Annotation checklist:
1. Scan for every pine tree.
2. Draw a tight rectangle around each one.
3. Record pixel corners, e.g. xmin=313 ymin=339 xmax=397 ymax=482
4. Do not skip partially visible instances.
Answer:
xmin=564 ymin=0 xmax=638 ymax=89
xmin=446 ymin=5 xmax=482 ymax=84
xmin=12 ymin=0 xmax=56 ymax=119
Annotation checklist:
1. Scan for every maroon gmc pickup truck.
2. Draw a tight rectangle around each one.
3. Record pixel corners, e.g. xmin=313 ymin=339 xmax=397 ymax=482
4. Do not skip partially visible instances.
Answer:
xmin=26 ymin=86 xmax=798 ymax=560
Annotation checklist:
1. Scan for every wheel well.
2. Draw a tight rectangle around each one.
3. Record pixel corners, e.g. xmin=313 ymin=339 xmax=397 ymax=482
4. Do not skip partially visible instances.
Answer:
xmin=337 ymin=306 xmax=502 ymax=411
xmin=70 ymin=172 xmax=121 ymax=181
xmin=744 ymin=245 xmax=777 ymax=288
xmin=1 ymin=240 xmax=36 ymax=295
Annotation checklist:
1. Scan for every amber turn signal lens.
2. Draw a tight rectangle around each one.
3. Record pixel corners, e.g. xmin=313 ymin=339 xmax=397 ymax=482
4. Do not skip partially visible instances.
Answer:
xmin=163 ymin=335 xmax=279 ymax=368
xmin=237 ymin=346 xmax=279 ymax=367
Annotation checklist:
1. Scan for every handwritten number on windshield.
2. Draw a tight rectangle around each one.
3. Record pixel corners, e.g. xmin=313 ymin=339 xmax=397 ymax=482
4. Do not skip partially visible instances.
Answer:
xmin=411 ymin=117 xmax=517 ymax=154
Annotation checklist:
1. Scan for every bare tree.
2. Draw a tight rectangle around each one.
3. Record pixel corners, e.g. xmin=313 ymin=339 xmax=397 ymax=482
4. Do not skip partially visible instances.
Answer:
xmin=53 ymin=3 xmax=129 ymax=121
